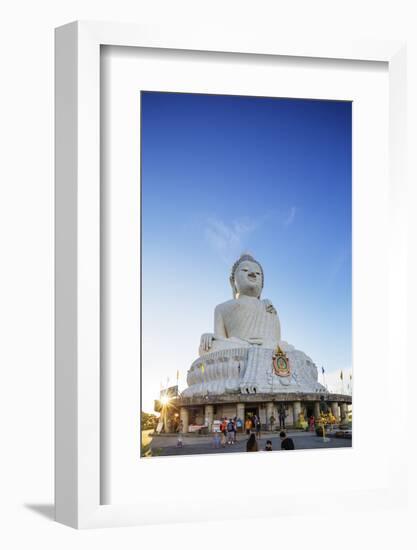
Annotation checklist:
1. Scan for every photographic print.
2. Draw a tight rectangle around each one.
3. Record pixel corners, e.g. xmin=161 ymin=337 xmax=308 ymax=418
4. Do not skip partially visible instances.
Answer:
xmin=140 ymin=92 xmax=352 ymax=457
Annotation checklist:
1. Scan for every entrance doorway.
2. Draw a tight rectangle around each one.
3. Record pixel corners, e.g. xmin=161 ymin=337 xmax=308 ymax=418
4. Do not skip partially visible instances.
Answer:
xmin=306 ymin=405 xmax=314 ymax=419
xmin=245 ymin=406 xmax=259 ymax=419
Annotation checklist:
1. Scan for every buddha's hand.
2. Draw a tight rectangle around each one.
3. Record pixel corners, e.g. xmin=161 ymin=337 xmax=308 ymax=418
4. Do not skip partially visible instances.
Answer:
xmin=200 ymin=333 xmax=215 ymax=353
xmin=262 ymin=299 xmax=277 ymax=315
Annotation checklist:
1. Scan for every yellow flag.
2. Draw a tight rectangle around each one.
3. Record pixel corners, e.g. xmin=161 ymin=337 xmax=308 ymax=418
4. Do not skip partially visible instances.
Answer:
xmin=176 ymin=370 xmax=179 ymax=381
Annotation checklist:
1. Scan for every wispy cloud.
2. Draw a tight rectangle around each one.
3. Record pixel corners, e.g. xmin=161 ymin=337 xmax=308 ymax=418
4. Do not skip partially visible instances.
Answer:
xmin=204 ymin=217 xmax=258 ymax=261
xmin=283 ymin=206 xmax=297 ymax=227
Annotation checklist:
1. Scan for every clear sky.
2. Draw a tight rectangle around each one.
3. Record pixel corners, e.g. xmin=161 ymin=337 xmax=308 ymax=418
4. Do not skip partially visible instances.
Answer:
xmin=141 ymin=91 xmax=352 ymax=413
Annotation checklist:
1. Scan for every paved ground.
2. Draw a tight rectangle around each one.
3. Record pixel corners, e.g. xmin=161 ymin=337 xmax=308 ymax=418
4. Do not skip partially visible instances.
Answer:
xmin=146 ymin=429 xmax=352 ymax=457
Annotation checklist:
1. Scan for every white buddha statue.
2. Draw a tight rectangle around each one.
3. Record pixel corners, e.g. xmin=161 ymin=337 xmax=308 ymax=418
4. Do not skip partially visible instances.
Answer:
xmin=183 ymin=254 xmax=325 ymax=397
xmin=199 ymin=254 xmax=281 ymax=355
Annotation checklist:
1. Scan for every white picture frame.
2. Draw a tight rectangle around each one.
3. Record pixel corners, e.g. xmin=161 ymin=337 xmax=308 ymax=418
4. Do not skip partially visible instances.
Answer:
xmin=55 ymin=21 xmax=407 ymax=529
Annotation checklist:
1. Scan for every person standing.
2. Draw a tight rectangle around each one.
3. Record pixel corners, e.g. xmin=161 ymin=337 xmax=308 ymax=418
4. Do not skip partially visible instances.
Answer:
xmin=212 ymin=432 xmax=220 ymax=449
xmin=220 ymin=418 xmax=227 ymax=448
xmin=233 ymin=417 xmax=238 ymax=443
xmin=269 ymin=414 xmax=275 ymax=432
xmin=246 ymin=433 xmax=258 ymax=452
xmin=280 ymin=431 xmax=295 ymax=450
xmin=278 ymin=405 xmax=286 ymax=430
xmin=245 ymin=416 xmax=252 ymax=435
xmin=255 ymin=416 xmax=261 ymax=439
xmin=227 ymin=418 xmax=235 ymax=445
xmin=309 ymin=416 xmax=315 ymax=432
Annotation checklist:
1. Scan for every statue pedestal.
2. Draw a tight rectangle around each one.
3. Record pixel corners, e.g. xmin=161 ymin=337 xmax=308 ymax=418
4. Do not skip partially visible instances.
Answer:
xmin=183 ymin=341 xmax=325 ymax=397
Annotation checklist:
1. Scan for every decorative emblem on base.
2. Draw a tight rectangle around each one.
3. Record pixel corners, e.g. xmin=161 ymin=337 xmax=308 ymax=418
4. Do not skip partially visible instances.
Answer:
xmin=273 ymin=346 xmax=290 ymax=377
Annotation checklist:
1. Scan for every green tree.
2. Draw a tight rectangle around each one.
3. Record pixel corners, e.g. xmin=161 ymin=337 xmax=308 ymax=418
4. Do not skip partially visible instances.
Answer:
xmin=141 ymin=411 xmax=158 ymax=430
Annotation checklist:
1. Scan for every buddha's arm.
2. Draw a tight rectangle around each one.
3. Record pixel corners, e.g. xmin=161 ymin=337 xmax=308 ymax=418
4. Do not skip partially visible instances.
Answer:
xmin=261 ymin=298 xmax=281 ymax=341
xmin=214 ymin=306 xmax=227 ymax=339
xmin=199 ymin=306 xmax=227 ymax=353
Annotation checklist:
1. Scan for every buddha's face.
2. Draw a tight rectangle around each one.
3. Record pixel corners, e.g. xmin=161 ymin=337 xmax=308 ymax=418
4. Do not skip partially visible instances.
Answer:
xmin=234 ymin=260 xmax=262 ymax=298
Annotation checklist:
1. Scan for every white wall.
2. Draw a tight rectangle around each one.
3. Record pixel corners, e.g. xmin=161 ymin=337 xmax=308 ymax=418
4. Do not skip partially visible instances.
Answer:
xmin=1 ymin=0 xmax=416 ymax=548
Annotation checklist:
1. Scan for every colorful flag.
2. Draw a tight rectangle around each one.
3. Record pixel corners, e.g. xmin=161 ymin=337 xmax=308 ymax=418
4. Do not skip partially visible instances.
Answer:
xmin=176 ymin=369 xmax=179 ymax=381
xmin=322 ymin=367 xmax=325 ymax=374
xmin=200 ymin=364 xmax=205 ymax=374
xmin=340 ymin=370 xmax=343 ymax=380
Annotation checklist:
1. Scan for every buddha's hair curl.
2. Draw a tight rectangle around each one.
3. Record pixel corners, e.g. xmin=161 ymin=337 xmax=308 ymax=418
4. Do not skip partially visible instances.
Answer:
xmin=229 ymin=254 xmax=264 ymax=298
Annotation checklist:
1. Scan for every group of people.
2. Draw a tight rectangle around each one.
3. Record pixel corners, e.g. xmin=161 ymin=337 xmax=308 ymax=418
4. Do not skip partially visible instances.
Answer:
xmin=213 ymin=415 xmax=260 ymax=448
xmin=213 ymin=417 xmax=241 ymax=448
xmin=246 ymin=431 xmax=295 ymax=452
xmin=212 ymin=415 xmax=295 ymax=452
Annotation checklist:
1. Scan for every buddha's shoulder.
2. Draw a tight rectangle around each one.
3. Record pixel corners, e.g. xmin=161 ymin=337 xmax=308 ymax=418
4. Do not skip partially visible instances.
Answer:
xmin=215 ymin=299 xmax=239 ymax=314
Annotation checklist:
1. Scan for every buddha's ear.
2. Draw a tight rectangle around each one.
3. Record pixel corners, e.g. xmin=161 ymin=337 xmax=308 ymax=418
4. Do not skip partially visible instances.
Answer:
xmin=229 ymin=275 xmax=237 ymax=298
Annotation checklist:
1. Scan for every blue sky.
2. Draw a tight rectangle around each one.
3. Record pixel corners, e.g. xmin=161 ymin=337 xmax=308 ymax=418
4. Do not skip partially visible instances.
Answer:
xmin=141 ymin=92 xmax=352 ymax=412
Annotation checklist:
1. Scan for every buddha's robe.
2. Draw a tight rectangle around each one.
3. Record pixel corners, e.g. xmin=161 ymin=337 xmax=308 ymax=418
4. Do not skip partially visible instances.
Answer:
xmin=207 ymin=295 xmax=281 ymax=353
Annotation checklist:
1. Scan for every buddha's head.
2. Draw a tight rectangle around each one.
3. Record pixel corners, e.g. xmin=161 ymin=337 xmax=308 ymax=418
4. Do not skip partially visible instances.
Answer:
xmin=230 ymin=254 xmax=264 ymax=299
